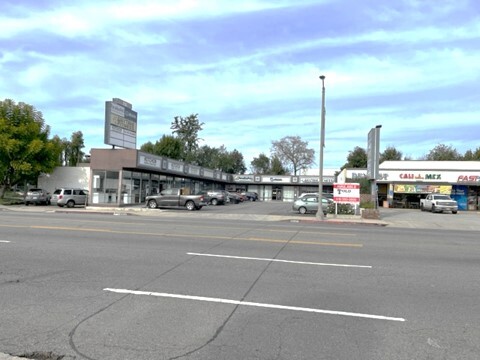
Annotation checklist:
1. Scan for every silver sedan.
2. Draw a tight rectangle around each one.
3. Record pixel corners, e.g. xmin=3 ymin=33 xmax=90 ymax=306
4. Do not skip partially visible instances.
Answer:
xmin=292 ymin=196 xmax=330 ymax=215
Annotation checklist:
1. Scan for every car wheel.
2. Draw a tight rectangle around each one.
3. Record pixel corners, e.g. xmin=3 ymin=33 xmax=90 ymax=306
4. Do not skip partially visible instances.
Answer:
xmin=66 ymin=200 xmax=75 ymax=208
xmin=147 ymin=199 xmax=158 ymax=209
xmin=299 ymin=207 xmax=307 ymax=214
xmin=25 ymin=202 xmax=29 ymax=206
xmin=452 ymin=211 xmax=457 ymax=214
xmin=420 ymin=204 xmax=424 ymax=211
xmin=431 ymin=205 xmax=435 ymax=213
xmin=211 ymin=198 xmax=218 ymax=206
xmin=185 ymin=201 xmax=195 ymax=211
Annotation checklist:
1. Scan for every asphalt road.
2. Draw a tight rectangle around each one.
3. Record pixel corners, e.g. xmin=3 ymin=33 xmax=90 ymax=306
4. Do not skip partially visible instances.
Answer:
xmin=1 ymin=203 xmax=479 ymax=359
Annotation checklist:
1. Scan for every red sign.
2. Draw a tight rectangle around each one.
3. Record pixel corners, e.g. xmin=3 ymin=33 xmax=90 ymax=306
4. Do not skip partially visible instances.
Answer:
xmin=333 ymin=183 xmax=360 ymax=204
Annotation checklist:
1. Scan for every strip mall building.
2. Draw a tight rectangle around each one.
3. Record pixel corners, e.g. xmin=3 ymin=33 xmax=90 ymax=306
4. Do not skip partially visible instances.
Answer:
xmin=39 ymin=152 xmax=480 ymax=211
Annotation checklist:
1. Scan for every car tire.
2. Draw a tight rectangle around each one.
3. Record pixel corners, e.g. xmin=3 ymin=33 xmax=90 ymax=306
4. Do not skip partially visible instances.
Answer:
xmin=452 ymin=211 xmax=457 ymax=214
xmin=299 ymin=207 xmax=307 ymax=214
xmin=147 ymin=199 xmax=158 ymax=209
xmin=211 ymin=198 xmax=218 ymax=206
xmin=66 ymin=200 xmax=75 ymax=208
xmin=185 ymin=201 xmax=195 ymax=211
xmin=420 ymin=204 xmax=424 ymax=211
xmin=431 ymin=205 xmax=435 ymax=213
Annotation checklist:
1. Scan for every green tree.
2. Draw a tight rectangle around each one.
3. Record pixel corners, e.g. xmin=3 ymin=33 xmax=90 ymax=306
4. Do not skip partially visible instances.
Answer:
xmin=250 ymin=153 xmax=271 ymax=174
xmin=217 ymin=148 xmax=246 ymax=174
xmin=0 ymin=99 xmax=62 ymax=198
xmin=425 ymin=144 xmax=461 ymax=160
xmin=270 ymin=155 xmax=288 ymax=175
xmin=380 ymin=146 xmax=403 ymax=162
xmin=170 ymin=113 xmax=204 ymax=162
xmin=140 ymin=135 xmax=184 ymax=160
xmin=463 ymin=147 xmax=480 ymax=160
xmin=343 ymin=146 xmax=367 ymax=168
xmin=68 ymin=131 xmax=85 ymax=166
xmin=196 ymin=145 xmax=221 ymax=169
xmin=271 ymin=135 xmax=315 ymax=175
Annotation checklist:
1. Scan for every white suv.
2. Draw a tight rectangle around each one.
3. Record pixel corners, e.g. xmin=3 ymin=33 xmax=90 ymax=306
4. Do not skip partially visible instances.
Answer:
xmin=51 ymin=188 xmax=88 ymax=208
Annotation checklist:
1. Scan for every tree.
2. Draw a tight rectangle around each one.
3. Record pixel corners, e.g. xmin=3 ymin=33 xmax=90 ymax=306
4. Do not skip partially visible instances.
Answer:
xmin=250 ymin=153 xmax=271 ymax=174
xmin=68 ymin=131 xmax=85 ymax=166
xmin=196 ymin=145 xmax=246 ymax=174
xmin=343 ymin=146 xmax=367 ymax=168
xmin=140 ymin=135 xmax=184 ymax=160
xmin=271 ymin=135 xmax=315 ymax=175
xmin=425 ymin=144 xmax=461 ymax=161
xmin=0 ymin=99 xmax=62 ymax=198
xmin=170 ymin=114 xmax=204 ymax=162
xmin=270 ymin=155 xmax=288 ymax=175
xmin=380 ymin=146 xmax=403 ymax=162
xmin=196 ymin=145 xmax=221 ymax=169
xmin=463 ymin=147 xmax=480 ymax=160
xmin=217 ymin=148 xmax=247 ymax=174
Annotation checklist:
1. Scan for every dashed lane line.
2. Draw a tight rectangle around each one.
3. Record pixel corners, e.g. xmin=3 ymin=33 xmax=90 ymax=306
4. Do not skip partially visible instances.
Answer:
xmin=103 ymin=288 xmax=405 ymax=322
xmin=187 ymin=252 xmax=372 ymax=268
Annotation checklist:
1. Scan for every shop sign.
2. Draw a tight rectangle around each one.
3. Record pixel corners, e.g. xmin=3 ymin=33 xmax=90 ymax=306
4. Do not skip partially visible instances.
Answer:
xmin=262 ymin=176 xmax=291 ymax=183
xmin=139 ymin=155 xmax=161 ymax=169
xmin=399 ymin=173 xmax=442 ymax=180
xmin=333 ymin=183 xmax=360 ymax=204
xmin=168 ymin=162 xmax=184 ymax=172
xmin=234 ymin=175 xmax=254 ymax=182
xmin=457 ymin=175 xmax=480 ymax=183
xmin=394 ymin=184 xmax=451 ymax=194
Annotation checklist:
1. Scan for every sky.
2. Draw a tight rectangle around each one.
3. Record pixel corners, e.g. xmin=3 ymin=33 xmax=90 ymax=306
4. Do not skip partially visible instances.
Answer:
xmin=1 ymin=0 xmax=479 ymax=171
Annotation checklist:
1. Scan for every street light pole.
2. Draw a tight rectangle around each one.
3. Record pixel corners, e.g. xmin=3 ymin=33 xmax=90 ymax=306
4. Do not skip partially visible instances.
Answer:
xmin=316 ymin=75 xmax=326 ymax=220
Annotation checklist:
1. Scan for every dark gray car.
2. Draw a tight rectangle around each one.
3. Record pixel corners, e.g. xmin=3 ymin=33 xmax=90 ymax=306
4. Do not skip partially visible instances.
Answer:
xmin=25 ymin=188 xmax=51 ymax=206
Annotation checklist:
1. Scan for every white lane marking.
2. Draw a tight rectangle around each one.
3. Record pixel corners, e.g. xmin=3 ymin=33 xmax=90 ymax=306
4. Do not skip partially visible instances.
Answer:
xmin=103 ymin=288 xmax=405 ymax=322
xmin=187 ymin=252 xmax=372 ymax=269
xmin=0 ymin=240 xmax=11 ymax=243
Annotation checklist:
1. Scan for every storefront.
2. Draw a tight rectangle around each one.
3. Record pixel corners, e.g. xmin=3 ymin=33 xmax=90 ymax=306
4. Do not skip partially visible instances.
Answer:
xmin=338 ymin=161 xmax=480 ymax=211
xmin=87 ymin=149 xmax=335 ymax=206
xmin=231 ymin=174 xmax=335 ymax=202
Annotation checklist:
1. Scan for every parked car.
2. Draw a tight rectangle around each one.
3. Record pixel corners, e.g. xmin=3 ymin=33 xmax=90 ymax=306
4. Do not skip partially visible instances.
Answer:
xmin=299 ymin=192 xmax=333 ymax=200
xmin=25 ymin=188 xmax=51 ymax=206
xmin=51 ymin=188 xmax=88 ymax=208
xmin=205 ymin=190 xmax=228 ymax=206
xmin=292 ymin=195 xmax=330 ymax=215
xmin=146 ymin=188 xmax=207 ymax=211
xmin=242 ymin=192 xmax=258 ymax=201
xmin=226 ymin=191 xmax=242 ymax=204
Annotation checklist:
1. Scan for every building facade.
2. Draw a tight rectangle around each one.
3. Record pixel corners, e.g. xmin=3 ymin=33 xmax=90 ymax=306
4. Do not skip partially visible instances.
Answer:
xmin=85 ymin=148 xmax=334 ymax=206
xmin=338 ymin=161 xmax=480 ymax=211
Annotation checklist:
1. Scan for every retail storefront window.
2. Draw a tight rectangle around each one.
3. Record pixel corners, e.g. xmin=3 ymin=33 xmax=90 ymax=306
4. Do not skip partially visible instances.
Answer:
xmin=91 ymin=170 xmax=119 ymax=204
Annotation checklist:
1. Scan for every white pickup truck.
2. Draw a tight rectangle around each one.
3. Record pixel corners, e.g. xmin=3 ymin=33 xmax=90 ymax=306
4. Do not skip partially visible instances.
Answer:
xmin=420 ymin=194 xmax=458 ymax=214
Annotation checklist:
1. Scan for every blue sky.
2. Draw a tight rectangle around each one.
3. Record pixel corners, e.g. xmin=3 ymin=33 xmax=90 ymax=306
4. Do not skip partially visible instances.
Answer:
xmin=1 ymin=0 xmax=479 ymax=171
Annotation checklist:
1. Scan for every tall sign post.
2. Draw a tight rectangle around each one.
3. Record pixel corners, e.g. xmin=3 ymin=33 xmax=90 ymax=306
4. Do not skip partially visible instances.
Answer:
xmin=316 ymin=75 xmax=326 ymax=220
xmin=367 ymin=125 xmax=381 ymax=208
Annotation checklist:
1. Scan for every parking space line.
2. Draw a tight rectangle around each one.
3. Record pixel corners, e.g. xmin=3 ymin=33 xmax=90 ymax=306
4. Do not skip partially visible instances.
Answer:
xmin=103 ymin=288 xmax=405 ymax=322
xmin=187 ymin=252 xmax=372 ymax=268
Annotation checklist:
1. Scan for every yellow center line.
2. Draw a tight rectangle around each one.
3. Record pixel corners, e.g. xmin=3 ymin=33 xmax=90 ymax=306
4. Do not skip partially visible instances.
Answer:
xmin=1 ymin=224 xmax=363 ymax=248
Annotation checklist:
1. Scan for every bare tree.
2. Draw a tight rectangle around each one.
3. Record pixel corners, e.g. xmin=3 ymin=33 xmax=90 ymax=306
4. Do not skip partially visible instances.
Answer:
xmin=271 ymin=136 xmax=315 ymax=175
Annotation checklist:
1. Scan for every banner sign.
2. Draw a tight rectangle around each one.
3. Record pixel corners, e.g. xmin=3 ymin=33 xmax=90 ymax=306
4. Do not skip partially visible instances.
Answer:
xmin=333 ymin=183 xmax=360 ymax=204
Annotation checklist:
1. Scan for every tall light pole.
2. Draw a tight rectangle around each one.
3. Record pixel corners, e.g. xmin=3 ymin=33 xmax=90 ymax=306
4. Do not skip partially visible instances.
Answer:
xmin=316 ymin=75 xmax=326 ymax=220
